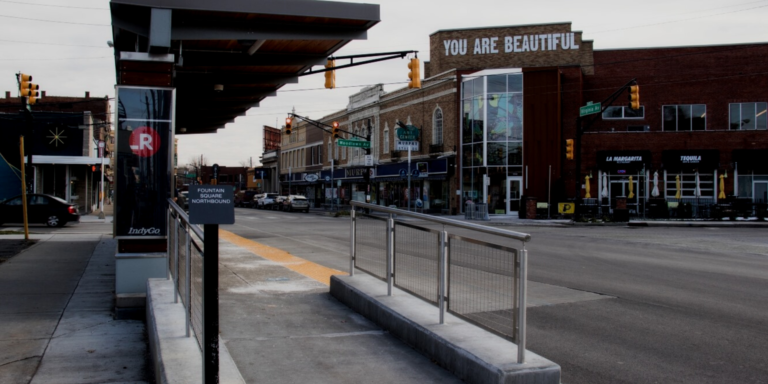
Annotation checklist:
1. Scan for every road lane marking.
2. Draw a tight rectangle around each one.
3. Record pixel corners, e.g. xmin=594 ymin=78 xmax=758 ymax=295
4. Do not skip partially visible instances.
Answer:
xmin=219 ymin=229 xmax=346 ymax=285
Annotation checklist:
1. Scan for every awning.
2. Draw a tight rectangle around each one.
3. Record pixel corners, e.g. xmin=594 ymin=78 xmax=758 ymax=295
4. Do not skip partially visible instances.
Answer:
xmin=25 ymin=156 xmax=110 ymax=165
xmin=732 ymin=149 xmax=768 ymax=172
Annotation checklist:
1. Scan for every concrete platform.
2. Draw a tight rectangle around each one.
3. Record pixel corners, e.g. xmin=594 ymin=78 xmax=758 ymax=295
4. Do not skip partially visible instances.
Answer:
xmin=330 ymin=273 xmax=561 ymax=384
xmin=146 ymin=278 xmax=245 ymax=384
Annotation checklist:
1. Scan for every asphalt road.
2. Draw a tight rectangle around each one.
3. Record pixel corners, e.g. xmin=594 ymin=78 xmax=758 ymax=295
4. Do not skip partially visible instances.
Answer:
xmin=226 ymin=207 xmax=768 ymax=384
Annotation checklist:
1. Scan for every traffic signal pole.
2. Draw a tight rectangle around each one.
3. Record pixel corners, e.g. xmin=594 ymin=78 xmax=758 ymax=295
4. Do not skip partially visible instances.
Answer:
xmin=573 ymin=78 xmax=637 ymax=221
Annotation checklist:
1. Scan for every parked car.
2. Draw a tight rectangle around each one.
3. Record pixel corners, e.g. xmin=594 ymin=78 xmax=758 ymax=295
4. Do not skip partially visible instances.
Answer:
xmin=283 ymin=195 xmax=309 ymax=212
xmin=273 ymin=196 xmax=288 ymax=210
xmin=0 ymin=194 xmax=80 ymax=227
xmin=256 ymin=193 xmax=278 ymax=209
xmin=235 ymin=190 xmax=257 ymax=208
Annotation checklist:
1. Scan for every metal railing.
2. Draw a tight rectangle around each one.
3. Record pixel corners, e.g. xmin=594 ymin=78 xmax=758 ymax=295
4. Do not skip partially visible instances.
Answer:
xmin=350 ymin=201 xmax=531 ymax=363
xmin=464 ymin=202 xmax=490 ymax=221
xmin=167 ymin=199 xmax=205 ymax=350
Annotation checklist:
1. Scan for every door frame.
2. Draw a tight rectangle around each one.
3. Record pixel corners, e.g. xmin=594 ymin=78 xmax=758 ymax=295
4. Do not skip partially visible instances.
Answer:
xmin=506 ymin=176 xmax=523 ymax=215
xmin=754 ymin=181 xmax=768 ymax=203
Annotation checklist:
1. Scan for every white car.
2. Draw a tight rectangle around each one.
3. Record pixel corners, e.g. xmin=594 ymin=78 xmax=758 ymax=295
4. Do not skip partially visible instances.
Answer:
xmin=256 ymin=193 xmax=278 ymax=209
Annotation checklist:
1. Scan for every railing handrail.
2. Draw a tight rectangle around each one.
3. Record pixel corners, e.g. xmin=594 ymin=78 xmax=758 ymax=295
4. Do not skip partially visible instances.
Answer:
xmin=350 ymin=201 xmax=531 ymax=243
xmin=167 ymin=198 xmax=205 ymax=241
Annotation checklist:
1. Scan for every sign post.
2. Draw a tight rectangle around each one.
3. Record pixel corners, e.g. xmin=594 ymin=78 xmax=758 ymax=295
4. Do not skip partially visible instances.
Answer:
xmin=188 ymin=184 xmax=235 ymax=384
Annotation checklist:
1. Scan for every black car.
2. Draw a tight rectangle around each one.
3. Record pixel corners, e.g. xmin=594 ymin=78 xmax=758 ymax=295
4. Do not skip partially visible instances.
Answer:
xmin=0 ymin=194 xmax=80 ymax=227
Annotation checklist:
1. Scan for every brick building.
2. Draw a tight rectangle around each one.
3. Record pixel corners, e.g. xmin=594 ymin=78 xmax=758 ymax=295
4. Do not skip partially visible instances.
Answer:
xmin=279 ymin=22 xmax=768 ymax=216
xmin=0 ymin=91 xmax=112 ymax=213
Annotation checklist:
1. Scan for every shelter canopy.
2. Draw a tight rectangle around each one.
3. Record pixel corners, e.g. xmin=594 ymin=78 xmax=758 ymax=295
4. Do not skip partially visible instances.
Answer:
xmin=110 ymin=0 xmax=380 ymax=134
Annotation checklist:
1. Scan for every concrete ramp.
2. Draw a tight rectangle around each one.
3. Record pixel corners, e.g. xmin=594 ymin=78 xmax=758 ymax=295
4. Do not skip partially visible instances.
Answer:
xmin=331 ymin=274 xmax=561 ymax=384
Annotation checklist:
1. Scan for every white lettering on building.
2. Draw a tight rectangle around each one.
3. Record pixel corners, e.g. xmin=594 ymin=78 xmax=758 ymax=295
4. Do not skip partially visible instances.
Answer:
xmin=444 ymin=39 xmax=468 ymax=56
xmin=454 ymin=33 xmax=578 ymax=57
xmin=680 ymin=156 xmax=702 ymax=163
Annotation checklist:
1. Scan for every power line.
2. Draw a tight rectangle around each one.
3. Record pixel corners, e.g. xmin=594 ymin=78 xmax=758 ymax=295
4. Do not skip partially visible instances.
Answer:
xmin=0 ymin=0 xmax=108 ymax=10
xmin=0 ymin=14 xmax=110 ymax=26
xmin=590 ymin=4 xmax=768 ymax=34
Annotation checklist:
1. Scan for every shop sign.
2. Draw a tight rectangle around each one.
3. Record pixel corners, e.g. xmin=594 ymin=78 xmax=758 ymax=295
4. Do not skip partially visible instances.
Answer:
xmin=443 ymin=33 xmax=580 ymax=57
xmin=304 ymin=173 xmax=319 ymax=182
xmin=597 ymin=151 xmax=650 ymax=172
xmin=662 ymin=150 xmax=719 ymax=171
xmin=396 ymin=124 xmax=420 ymax=141
xmin=344 ymin=168 xmax=368 ymax=178
xmin=395 ymin=140 xmax=419 ymax=151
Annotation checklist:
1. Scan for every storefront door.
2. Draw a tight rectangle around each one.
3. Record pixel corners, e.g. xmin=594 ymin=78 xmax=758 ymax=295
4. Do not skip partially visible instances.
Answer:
xmin=506 ymin=176 xmax=522 ymax=214
xmin=755 ymin=182 xmax=768 ymax=203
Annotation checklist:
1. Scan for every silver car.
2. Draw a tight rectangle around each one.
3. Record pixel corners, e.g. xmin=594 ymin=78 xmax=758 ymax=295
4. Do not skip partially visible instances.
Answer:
xmin=283 ymin=195 xmax=309 ymax=213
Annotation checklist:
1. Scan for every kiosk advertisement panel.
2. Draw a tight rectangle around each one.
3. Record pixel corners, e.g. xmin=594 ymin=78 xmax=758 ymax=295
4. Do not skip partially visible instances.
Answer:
xmin=114 ymin=86 xmax=175 ymax=238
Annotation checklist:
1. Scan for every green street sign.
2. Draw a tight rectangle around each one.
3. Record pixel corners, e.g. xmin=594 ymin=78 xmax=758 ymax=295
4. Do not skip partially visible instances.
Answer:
xmin=580 ymin=102 xmax=601 ymax=117
xmin=337 ymin=139 xmax=371 ymax=148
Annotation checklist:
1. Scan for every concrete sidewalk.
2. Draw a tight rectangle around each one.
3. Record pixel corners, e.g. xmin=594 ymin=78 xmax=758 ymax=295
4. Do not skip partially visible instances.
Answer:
xmin=0 ymin=234 xmax=149 ymax=384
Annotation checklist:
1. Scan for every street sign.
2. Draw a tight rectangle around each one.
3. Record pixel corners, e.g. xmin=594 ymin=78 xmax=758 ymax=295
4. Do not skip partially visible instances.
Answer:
xmin=188 ymin=185 xmax=235 ymax=224
xmin=364 ymin=155 xmax=373 ymax=166
xmin=337 ymin=139 xmax=370 ymax=148
xmin=579 ymin=102 xmax=601 ymax=117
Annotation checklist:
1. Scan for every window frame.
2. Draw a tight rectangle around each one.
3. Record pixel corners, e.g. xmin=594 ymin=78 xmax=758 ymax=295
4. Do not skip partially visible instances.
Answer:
xmin=729 ymin=102 xmax=767 ymax=130
xmin=433 ymin=107 xmax=444 ymax=145
xmin=602 ymin=106 xmax=645 ymax=120
xmin=662 ymin=104 xmax=707 ymax=131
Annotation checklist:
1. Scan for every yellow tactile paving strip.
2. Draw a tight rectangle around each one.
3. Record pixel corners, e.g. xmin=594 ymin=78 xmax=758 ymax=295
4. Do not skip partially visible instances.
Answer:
xmin=219 ymin=229 xmax=346 ymax=286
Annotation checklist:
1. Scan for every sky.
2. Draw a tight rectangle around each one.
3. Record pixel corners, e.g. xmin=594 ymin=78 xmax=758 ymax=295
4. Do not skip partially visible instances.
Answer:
xmin=2 ymin=0 xmax=767 ymax=168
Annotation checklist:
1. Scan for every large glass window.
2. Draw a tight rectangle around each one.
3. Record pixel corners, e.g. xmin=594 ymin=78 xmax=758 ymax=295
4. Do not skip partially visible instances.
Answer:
xmin=730 ymin=102 xmax=767 ymax=130
xmin=603 ymin=106 xmax=645 ymax=119
xmin=663 ymin=104 xmax=706 ymax=131
xmin=461 ymin=72 xmax=524 ymax=213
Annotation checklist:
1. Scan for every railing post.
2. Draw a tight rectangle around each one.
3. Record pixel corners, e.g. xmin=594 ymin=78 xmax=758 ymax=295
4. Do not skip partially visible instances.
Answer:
xmin=185 ymin=222 xmax=192 ymax=338
xmin=439 ymin=230 xmax=448 ymax=324
xmin=166 ymin=209 xmax=171 ymax=280
xmin=350 ymin=208 xmax=356 ymax=276
xmin=174 ymin=216 xmax=180 ymax=304
xmin=387 ymin=213 xmax=394 ymax=296
xmin=517 ymin=247 xmax=528 ymax=364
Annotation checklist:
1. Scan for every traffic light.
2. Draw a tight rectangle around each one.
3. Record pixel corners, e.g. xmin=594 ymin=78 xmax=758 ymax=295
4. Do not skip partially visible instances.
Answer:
xmin=332 ymin=121 xmax=340 ymax=139
xmin=324 ymin=59 xmax=336 ymax=89
xmin=628 ymin=84 xmax=640 ymax=110
xmin=565 ymin=139 xmax=574 ymax=160
xmin=18 ymin=73 xmax=39 ymax=105
xmin=408 ymin=58 xmax=421 ymax=89
xmin=285 ymin=116 xmax=293 ymax=135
